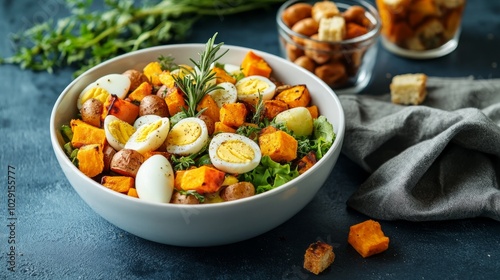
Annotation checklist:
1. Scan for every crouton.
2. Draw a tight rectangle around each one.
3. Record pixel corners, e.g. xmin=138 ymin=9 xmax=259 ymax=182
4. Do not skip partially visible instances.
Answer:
xmin=390 ymin=73 xmax=427 ymax=105
xmin=318 ymin=16 xmax=346 ymax=42
xmin=303 ymin=241 xmax=335 ymax=275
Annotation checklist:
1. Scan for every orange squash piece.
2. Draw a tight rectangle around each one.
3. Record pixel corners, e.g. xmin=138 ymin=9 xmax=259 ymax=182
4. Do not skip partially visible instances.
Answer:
xmin=275 ymin=84 xmax=311 ymax=108
xmin=214 ymin=121 xmax=237 ymax=134
xmin=258 ymin=130 xmax=298 ymax=163
xmin=70 ymin=119 xmax=106 ymax=148
xmin=263 ymin=99 xmax=288 ymax=120
xmin=127 ymin=188 xmax=139 ymax=198
xmin=197 ymin=94 xmax=220 ymax=122
xmin=164 ymin=86 xmax=187 ymax=116
xmin=175 ymin=166 xmax=226 ymax=194
xmin=219 ymin=102 xmax=248 ymax=128
xmin=212 ymin=67 xmax=236 ymax=84
xmin=77 ymin=144 xmax=104 ymax=178
xmin=127 ymin=81 xmax=152 ymax=103
xmin=296 ymin=151 xmax=317 ymax=174
xmin=102 ymin=94 xmax=140 ymax=124
xmin=241 ymin=51 xmax=272 ymax=78
xmin=101 ymin=176 xmax=135 ymax=193
xmin=348 ymin=220 xmax=390 ymax=258
xmin=306 ymin=105 xmax=319 ymax=119
xmin=143 ymin=61 xmax=163 ymax=86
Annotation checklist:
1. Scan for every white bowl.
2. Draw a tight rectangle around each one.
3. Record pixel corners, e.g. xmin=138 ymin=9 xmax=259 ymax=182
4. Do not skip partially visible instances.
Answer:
xmin=50 ymin=44 xmax=345 ymax=247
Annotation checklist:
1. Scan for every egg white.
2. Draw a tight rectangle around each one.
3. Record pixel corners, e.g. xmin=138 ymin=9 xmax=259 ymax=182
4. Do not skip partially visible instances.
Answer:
xmin=77 ymin=74 xmax=131 ymax=109
xmin=235 ymin=75 xmax=276 ymax=104
xmin=135 ymin=155 xmax=174 ymax=203
xmin=124 ymin=117 xmax=170 ymax=154
xmin=165 ymin=117 xmax=209 ymax=155
xmin=208 ymin=82 xmax=238 ymax=108
xmin=209 ymin=133 xmax=262 ymax=174
xmin=104 ymin=115 xmax=136 ymax=151
xmin=133 ymin=115 xmax=161 ymax=129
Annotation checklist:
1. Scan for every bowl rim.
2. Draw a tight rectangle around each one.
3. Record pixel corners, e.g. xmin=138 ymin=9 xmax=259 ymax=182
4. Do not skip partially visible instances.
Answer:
xmin=277 ymin=0 xmax=381 ymax=46
xmin=50 ymin=43 xmax=345 ymax=210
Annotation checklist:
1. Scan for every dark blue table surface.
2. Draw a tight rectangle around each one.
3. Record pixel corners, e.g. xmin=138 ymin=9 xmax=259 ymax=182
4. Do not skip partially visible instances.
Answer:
xmin=1 ymin=1 xmax=499 ymax=279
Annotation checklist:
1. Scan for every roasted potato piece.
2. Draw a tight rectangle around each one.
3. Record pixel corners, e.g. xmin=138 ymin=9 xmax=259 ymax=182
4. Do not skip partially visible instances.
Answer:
xmin=110 ymin=149 xmax=145 ymax=178
xmin=122 ymin=69 xmax=149 ymax=92
xmin=80 ymin=98 xmax=103 ymax=127
xmin=102 ymin=143 xmax=117 ymax=172
xmin=139 ymin=95 xmax=169 ymax=117
xmin=220 ymin=182 xmax=255 ymax=201
xmin=170 ymin=191 xmax=200 ymax=204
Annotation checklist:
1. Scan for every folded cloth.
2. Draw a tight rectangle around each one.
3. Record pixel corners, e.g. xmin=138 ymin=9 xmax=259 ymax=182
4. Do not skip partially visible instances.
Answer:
xmin=339 ymin=77 xmax=500 ymax=221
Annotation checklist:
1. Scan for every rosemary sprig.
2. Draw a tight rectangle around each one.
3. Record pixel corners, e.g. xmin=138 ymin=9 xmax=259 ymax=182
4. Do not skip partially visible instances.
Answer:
xmin=0 ymin=0 xmax=284 ymax=76
xmin=173 ymin=33 xmax=227 ymax=118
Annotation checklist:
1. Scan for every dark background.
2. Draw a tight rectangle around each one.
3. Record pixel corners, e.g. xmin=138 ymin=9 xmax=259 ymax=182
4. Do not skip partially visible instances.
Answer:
xmin=1 ymin=0 xmax=499 ymax=279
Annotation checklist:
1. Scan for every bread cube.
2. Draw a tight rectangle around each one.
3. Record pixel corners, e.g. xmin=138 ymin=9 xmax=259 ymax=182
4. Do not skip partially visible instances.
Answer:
xmin=348 ymin=220 xmax=390 ymax=258
xmin=390 ymin=73 xmax=427 ymax=105
xmin=303 ymin=241 xmax=335 ymax=275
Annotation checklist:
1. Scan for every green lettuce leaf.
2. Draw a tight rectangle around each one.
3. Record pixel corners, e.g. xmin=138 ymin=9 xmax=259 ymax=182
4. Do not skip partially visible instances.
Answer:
xmin=240 ymin=156 xmax=299 ymax=194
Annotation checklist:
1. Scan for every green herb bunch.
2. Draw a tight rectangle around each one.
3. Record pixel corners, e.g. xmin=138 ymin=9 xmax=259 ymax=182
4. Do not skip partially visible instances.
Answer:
xmin=0 ymin=0 xmax=284 ymax=76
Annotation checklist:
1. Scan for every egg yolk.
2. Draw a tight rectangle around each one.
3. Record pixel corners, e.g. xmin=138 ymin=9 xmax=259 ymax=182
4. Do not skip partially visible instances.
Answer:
xmin=167 ymin=122 xmax=201 ymax=145
xmin=236 ymin=78 xmax=269 ymax=96
xmin=136 ymin=119 xmax=163 ymax=142
xmin=81 ymin=87 xmax=109 ymax=106
xmin=217 ymin=140 xmax=255 ymax=163
xmin=108 ymin=119 xmax=135 ymax=144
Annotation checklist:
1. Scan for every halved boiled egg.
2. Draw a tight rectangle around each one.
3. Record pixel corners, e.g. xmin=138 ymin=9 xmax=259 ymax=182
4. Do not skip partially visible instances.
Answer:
xmin=222 ymin=63 xmax=243 ymax=77
xmin=165 ymin=117 xmax=209 ymax=155
xmin=124 ymin=117 xmax=170 ymax=154
xmin=133 ymin=115 xmax=161 ymax=129
xmin=235 ymin=75 xmax=276 ymax=104
xmin=103 ymin=115 xmax=136 ymax=151
xmin=208 ymin=82 xmax=238 ymax=108
xmin=135 ymin=155 xmax=174 ymax=203
xmin=77 ymin=74 xmax=131 ymax=109
xmin=209 ymin=133 xmax=262 ymax=174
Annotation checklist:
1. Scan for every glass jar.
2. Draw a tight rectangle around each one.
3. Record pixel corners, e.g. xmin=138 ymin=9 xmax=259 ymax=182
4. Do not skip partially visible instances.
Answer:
xmin=277 ymin=0 xmax=381 ymax=94
xmin=376 ymin=0 xmax=466 ymax=59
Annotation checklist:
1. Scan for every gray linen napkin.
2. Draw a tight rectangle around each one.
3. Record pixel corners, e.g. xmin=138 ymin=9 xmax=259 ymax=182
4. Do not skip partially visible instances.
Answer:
xmin=339 ymin=77 xmax=500 ymax=221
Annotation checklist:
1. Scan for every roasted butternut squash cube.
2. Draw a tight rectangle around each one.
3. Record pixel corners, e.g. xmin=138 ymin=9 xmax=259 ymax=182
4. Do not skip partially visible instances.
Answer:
xmin=296 ymin=151 xmax=317 ymax=174
xmin=263 ymin=99 xmax=288 ymax=120
xmin=197 ymin=94 xmax=220 ymax=122
xmin=143 ymin=61 xmax=163 ymax=86
xmin=219 ymin=102 xmax=248 ymax=128
xmin=127 ymin=187 xmax=139 ymax=198
xmin=77 ymin=144 xmax=104 ymax=178
xmin=175 ymin=166 xmax=226 ymax=194
xmin=275 ymin=84 xmax=311 ymax=108
xmin=102 ymin=94 xmax=139 ymax=124
xmin=158 ymin=71 xmax=176 ymax=88
xmin=70 ymin=119 xmax=106 ymax=148
xmin=212 ymin=67 xmax=236 ymax=84
xmin=258 ymin=130 xmax=297 ymax=162
xmin=241 ymin=51 xmax=272 ymax=78
xmin=164 ymin=86 xmax=187 ymax=116
xmin=127 ymin=81 xmax=152 ymax=103
xmin=306 ymin=105 xmax=319 ymax=119
xmin=214 ymin=121 xmax=237 ymax=134
xmin=101 ymin=176 xmax=135 ymax=193
xmin=348 ymin=219 xmax=390 ymax=258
